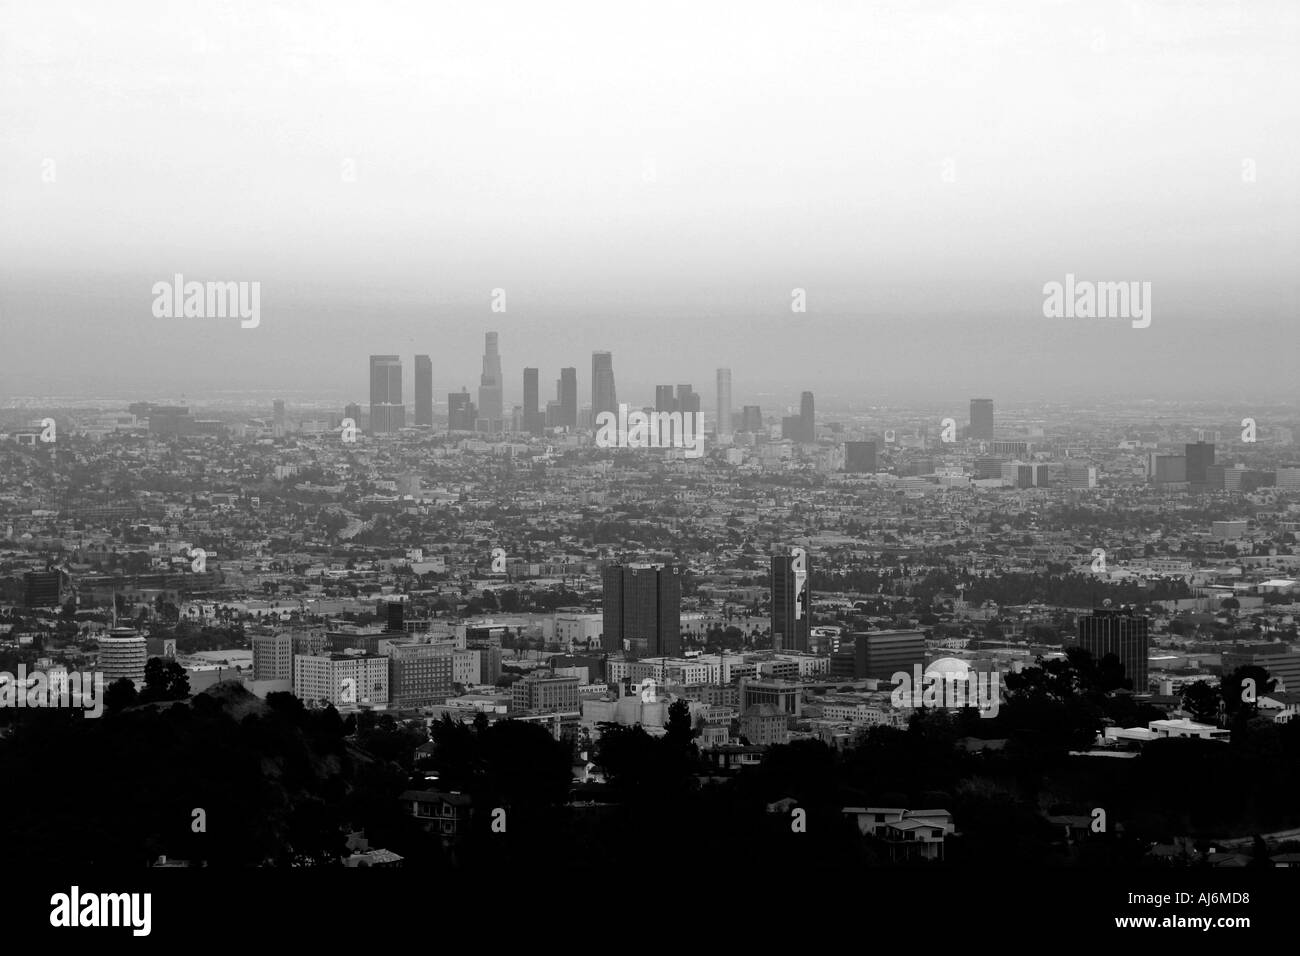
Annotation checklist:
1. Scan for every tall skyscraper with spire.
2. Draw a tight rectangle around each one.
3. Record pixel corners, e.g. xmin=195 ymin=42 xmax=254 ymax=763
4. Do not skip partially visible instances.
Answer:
xmin=592 ymin=351 xmax=617 ymax=421
xmin=478 ymin=332 xmax=504 ymax=432
xmin=369 ymin=355 xmax=405 ymax=434
xmin=716 ymin=368 xmax=732 ymax=437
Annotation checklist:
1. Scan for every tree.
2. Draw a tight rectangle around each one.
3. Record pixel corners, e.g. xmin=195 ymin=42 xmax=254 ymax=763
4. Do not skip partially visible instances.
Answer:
xmin=104 ymin=677 xmax=139 ymax=712
xmin=665 ymin=698 xmax=694 ymax=747
xmin=139 ymin=658 xmax=192 ymax=704
xmin=1181 ymin=681 xmax=1220 ymax=725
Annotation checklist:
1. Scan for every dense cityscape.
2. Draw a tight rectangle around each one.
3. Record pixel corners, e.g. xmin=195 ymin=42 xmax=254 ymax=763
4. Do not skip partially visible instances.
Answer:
xmin=2 ymin=338 xmax=1298 ymax=874
xmin=5 ymin=0 xmax=1295 ymax=938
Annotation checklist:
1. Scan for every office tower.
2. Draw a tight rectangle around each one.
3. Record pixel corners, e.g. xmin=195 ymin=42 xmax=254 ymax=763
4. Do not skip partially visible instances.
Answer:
xmin=592 ymin=351 xmax=617 ymax=420
xmin=771 ymin=548 xmax=812 ymax=652
xmin=799 ymin=391 xmax=815 ymax=442
xmin=253 ymin=632 xmax=294 ymax=681
xmin=654 ymin=385 xmax=678 ymax=444
xmin=854 ymin=629 xmax=926 ymax=680
xmin=1063 ymin=462 xmax=1098 ymax=489
xmin=844 ymin=441 xmax=878 ymax=473
xmin=781 ymin=416 xmax=800 ymax=440
xmin=23 ymin=569 xmax=62 ymax=608
xmin=559 ymin=367 xmax=578 ymax=428
xmin=148 ymin=406 xmax=194 ymax=436
xmin=384 ymin=640 xmax=456 ymax=709
xmin=545 ymin=400 xmax=561 ymax=428
xmin=385 ymin=601 xmax=405 ymax=633
xmin=601 ymin=562 xmax=681 ymax=658
xmin=1015 ymin=464 xmax=1050 ymax=488
xmin=414 ymin=355 xmax=434 ymax=427
xmin=741 ymin=405 xmax=763 ymax=433
xmin=523 ymin=367 xmax=540 ymax=434
xmin=1151 ymin=455 xmax=1187 ymax=484
xmin=1077 ymin=607 xmax=1150 ymax=691
xmin=344 ymin=402 xmax=361 ymax=426
xmin=716 ymin=368 xmax=733 ymax=437
xmin=448 ymin=390 xmax=474 ymax=431
xmin=272 ymin=399 xmax=286 ymax=436
xmin=676 ymin=384 xmax=701 ymax=416
xmin=970 ymin=399 xmax=994 ymax=441
xmin=369 ymin=355 xmax=405 ymax=434
xmin=1185 ymin=441 xmax=1215 ymax=485
xmin=477 ymin=332 xmax=504 ymax=428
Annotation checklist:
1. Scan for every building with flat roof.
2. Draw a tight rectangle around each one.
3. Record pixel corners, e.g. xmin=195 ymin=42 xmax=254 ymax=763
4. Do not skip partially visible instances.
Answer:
xmin=1077 ymin=607 xmax=1149 ymax=691
xmin=601 ymin=562 xmax=681 ymax=658
xmin=854 ymin=630 xmax=925 ymax=681
xmin=383 ymin=640 xmax=455 ymax=709
xmin=511 ymin=674 xmax=580 ymax=714
xmin=294 ymin=653 xmax=389 ymax=710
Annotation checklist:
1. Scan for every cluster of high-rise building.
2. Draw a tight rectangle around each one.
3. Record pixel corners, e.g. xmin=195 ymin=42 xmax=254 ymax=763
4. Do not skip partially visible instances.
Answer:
xmin=356 ymin=334 xmax=807 ymax=442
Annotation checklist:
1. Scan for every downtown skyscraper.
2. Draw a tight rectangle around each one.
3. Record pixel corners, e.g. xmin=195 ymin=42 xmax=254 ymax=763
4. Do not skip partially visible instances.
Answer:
xmin=716 ymin=368 xmax=732 ymax=437
xmin=368 ymin=355 xmax=405 ymax=434
xmin=477 ymin=332 xmax=504 ymax=431
xmin=414 ymin=354 xmax=433 ymax=427
xmin=676 ymin=384 xmax=701 ymax=416
xmin=592 ymin=351 xmax=617 ymax=421
xmin=559 ymin=367 xmax=578 ymax=428
xmin=799 ymin=391 xmax=815 ymax=442
xmin=602 ymin=562 xmax=681 ymax=658
xmin=448 ymin=389 xmax=475 ymax=431
xmin=523 ymin=367 xmax=541 ymax=435
xmin=970 ymin=398 xmax=995 ymax=441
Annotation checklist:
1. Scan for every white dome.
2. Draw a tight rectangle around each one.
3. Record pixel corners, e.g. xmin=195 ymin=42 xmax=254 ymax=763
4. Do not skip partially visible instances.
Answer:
xmin=925 ymin=657 xmax=971 ymax=680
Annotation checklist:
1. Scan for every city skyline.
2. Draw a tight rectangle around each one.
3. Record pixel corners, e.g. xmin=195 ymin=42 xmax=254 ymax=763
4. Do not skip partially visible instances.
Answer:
xmin=3 ymin=3 xmax=1297 ymax=402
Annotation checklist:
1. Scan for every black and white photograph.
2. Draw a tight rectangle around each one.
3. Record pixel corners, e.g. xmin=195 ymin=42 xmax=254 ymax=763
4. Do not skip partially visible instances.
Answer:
xmin=1 ymin=0 xmax=1296 ymax=939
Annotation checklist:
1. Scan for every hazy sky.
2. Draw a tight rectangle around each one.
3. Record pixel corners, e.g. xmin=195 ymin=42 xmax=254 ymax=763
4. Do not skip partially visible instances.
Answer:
xmin=2 ymin=0 xmax=1297 ymax=405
